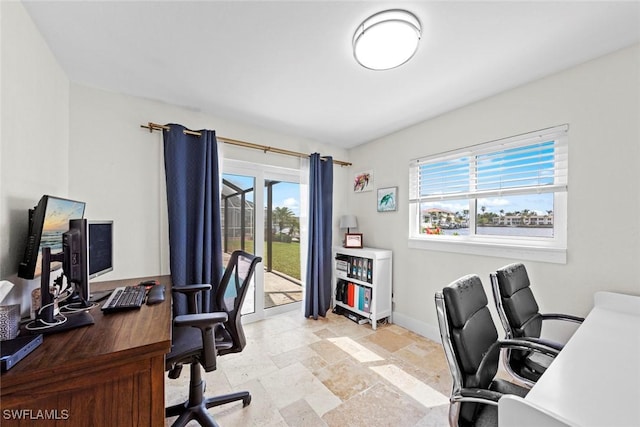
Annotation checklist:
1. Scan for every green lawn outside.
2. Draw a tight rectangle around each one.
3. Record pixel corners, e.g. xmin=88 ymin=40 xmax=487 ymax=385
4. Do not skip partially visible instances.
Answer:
xmin=225 ymin=240 xmax=301 ymax=280
xmin=267 ymin=241 xmax=301 ymax=280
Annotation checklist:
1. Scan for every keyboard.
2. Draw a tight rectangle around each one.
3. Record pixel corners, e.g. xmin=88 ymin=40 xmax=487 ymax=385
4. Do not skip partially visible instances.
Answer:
xmin=101 ymin=286 xmax=146 ymax=313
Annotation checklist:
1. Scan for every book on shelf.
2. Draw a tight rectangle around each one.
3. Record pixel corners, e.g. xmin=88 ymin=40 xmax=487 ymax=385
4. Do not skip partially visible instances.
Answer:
xmin=342 ymin=255 xmax=373 ymax=283
xmin=358 ymin=285 xmax=365 ymax=311
xmin=347 ymin=282 xmax=354 ymax=307
xmin=354 ymin=284 xmax=360 ymax=308
xmin=336 ymin=279 xmax=345 ymax=303
xmin=363 ymin=287 xmax=371 ymax=313
xmin=335 ymin=254 xmax=349 ymax=274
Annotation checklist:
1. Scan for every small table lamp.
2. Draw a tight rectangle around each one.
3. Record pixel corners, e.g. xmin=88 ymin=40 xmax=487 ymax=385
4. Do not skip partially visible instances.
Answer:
xmin=340 ymin=215 xmax=359 ymax=247
xmin=339 ymin=215 xmax=358 ymax=233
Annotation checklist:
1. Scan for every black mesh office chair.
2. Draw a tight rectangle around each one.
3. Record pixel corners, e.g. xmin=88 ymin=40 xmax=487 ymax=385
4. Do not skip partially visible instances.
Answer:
xmin=490 ymin=263 xmax=583 ymax=386
xmin=435 ymin=274 xmax=558 ymax=427
xmin=165 ymin=250 xmax=262 ymax=427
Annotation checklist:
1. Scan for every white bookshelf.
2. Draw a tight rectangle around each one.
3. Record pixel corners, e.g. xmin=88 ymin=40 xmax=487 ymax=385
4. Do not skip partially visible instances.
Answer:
xmin=332 ymin=246 xmax=392 ymax=330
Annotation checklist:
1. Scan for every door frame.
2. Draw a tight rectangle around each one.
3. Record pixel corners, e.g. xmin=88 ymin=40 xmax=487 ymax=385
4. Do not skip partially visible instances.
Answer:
xmin=223 ymin=159 xmax=302 ymax=323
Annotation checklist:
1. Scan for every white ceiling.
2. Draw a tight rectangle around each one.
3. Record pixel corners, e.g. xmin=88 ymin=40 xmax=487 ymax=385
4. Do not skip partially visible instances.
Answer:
xmin=23 ymin=1 xmax=640 ymax=148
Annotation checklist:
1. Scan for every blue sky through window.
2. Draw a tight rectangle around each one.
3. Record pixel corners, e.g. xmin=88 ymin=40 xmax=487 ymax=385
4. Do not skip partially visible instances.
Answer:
xmin=419 ymin=141 xmax=556 ymax=215
xmin=419 ymin=157 xmax=470 ymax=196
xmin=268 ymin=182 xmax=300 ymax=216
xmin=476 ymin=141 xmax=555 ymax=191
xmin=224 ymin=174 xmax=300 ymax=216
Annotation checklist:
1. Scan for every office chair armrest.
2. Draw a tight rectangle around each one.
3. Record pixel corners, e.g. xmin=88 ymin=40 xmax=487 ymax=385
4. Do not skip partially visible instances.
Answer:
xmin=454 ymin=388 xmax=503 ymax=405
xmin=174 ymin=312 xmax=228 ymax=328
xmin=172 ymin=284 xmax=212 ymax=314
xmin=541 ymin=313 xmax=584 ymax=324
xmin=474 ymin=339 xmax=558 ymax=383
xmin=172 ymin=283 xmax=212 ymax=295
xmin=171 ymin=283 xmax=211 ymax=295
xmin=499 ymin=338 xmax=560 ymax=357
xmin=174 ymin=312 xmax=228 ymax=371
xmin=519 ymin=336 xmax=564 ymax=351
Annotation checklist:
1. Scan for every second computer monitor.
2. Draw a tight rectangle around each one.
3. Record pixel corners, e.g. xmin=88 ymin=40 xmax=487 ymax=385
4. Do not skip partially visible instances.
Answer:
xmin=63 ymin=219 xmax=114 ymax=308
xmin=88 ymin=220 xmax=113 ymax=279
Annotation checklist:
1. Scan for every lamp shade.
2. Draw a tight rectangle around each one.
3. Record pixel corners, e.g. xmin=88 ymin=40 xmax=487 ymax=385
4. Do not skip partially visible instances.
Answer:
xmin=353 ymin=9 xmax=421 ymax=70
xmin=339 ymin=215 xmax=358 ymax=229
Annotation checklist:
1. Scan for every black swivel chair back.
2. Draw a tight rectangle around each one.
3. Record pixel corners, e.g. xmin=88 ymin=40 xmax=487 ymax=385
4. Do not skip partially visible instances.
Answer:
xmin=165 ymin=250 xmax=262 ymax=427
xmin=435 ymin=274 xmax=556 ymax=427
xmin=492 ymin=263 xmax=542 ymax=339
xmin=490 ymin=263 xmax=583 ymax=386
xmin=214 ymin=250 xmax=258 ymax=356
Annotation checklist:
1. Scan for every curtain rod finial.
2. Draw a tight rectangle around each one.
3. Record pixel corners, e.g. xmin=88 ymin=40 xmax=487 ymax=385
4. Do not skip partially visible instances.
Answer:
xmin=143 ymin=122 xmax=154 ymax=132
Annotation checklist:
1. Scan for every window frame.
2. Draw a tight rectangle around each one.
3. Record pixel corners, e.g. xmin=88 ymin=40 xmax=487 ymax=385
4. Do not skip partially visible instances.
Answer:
xmin=408 ymin=125 xmax=568 ymax=264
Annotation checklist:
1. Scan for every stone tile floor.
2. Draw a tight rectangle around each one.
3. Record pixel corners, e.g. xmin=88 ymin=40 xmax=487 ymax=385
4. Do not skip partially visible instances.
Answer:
xmin=165 ymin=310 xmax=452 ymax=426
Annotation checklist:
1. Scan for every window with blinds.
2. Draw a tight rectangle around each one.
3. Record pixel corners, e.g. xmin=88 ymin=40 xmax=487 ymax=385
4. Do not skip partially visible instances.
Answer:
xmin=408 ymin=125 xmax=568 ymax=257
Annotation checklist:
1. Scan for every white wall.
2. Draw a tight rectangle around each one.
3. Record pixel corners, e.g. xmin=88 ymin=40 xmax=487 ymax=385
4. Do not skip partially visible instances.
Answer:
xmin=0 ymin=1 xmax=70 ymax=314
xmin=347 ymin=44 xmax=640 ymax=340
xmin=68 ymin=84 xmax=349 ymax=281
xmin=0 ymin=0 xmax=349 ymax=317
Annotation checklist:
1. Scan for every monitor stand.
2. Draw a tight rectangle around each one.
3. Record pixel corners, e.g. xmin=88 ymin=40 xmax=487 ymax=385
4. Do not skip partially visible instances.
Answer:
xmin=61 ymin=293 xmax=92 ymax=311
xmin=28 ymin=311 xmax=94 ymax=335
xmin=29 ymin=248 xmax=95 ymax=335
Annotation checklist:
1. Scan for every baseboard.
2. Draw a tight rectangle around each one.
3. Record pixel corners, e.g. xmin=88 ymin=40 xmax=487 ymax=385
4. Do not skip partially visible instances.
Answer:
xmin=391 ymin=311 xmax=441 ymax=343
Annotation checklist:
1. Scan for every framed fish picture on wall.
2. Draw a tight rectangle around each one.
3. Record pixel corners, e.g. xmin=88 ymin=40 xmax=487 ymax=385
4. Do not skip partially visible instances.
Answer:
xmin=377 ymin=187 xmax=397 ymax=212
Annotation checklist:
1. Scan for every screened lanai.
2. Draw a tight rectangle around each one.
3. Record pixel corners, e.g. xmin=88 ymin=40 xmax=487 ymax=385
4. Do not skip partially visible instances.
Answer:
xmin=221 ymin=176 xmax=302 ymax=311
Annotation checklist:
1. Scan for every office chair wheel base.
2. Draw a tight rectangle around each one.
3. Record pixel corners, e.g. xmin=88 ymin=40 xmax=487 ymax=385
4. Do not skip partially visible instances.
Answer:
xmin=243 ymin=395 xmax=251 ymax=407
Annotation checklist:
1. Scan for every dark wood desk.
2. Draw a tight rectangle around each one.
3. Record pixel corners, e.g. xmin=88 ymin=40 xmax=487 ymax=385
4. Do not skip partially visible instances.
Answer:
xmin=1 ymin=276 xmax=171 ymax=426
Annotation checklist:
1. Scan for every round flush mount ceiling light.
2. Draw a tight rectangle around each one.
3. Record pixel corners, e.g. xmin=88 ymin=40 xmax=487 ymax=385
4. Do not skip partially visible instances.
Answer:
xmin=353 ymin=9 xmax=421 ymax=71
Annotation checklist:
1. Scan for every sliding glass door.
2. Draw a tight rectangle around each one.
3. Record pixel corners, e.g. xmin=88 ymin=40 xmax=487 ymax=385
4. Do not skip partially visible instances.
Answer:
xmin=264 ymin=180 xmax=302 ymax=311
xmin=221 ymin=160 xmax=302 ymax=321
xmin=221 ymin=172 xmax=257 ymax=316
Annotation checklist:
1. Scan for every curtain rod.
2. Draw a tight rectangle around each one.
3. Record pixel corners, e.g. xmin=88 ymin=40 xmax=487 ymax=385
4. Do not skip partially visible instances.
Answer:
xmin=140 ymin=122 xmax=351 ymax=167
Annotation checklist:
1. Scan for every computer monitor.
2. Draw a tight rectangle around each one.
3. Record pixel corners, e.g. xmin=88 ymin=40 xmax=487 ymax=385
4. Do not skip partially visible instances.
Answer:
xmin=63 ymin=218 xmax=90 ymax=307
xmin=18 ymin=195 xmax=86 ymax=280
xmin=61 ymin=219 xmax=114 ymax=309
xmin=88 ymin=220 xmax=113 ymax=279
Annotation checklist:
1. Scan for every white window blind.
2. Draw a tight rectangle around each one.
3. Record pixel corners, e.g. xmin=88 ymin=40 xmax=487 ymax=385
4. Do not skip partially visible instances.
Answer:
xmin=409 ymin=125 xmax=568 ymax=203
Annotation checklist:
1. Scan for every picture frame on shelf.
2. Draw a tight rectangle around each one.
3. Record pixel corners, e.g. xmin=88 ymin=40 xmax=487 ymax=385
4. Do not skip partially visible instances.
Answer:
xmin=344 ymin=233 xmax=363 ymax=248
xmin=377 ymin=186 xmax=397 ymax=212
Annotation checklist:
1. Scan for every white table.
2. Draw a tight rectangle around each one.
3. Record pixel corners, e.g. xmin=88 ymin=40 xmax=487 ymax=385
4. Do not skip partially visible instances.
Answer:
xmin=499 ymin=292 xmax=640 ymax=427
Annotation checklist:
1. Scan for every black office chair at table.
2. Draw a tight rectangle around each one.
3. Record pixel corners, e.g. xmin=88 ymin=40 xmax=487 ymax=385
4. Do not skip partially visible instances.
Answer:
xmin=490 ymin=263 xmax=584 ymax=386
xmin=165 ymin=250 xmax=262 ymax=427
xmin=435 ymin=274 xmax=558 ymax=427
